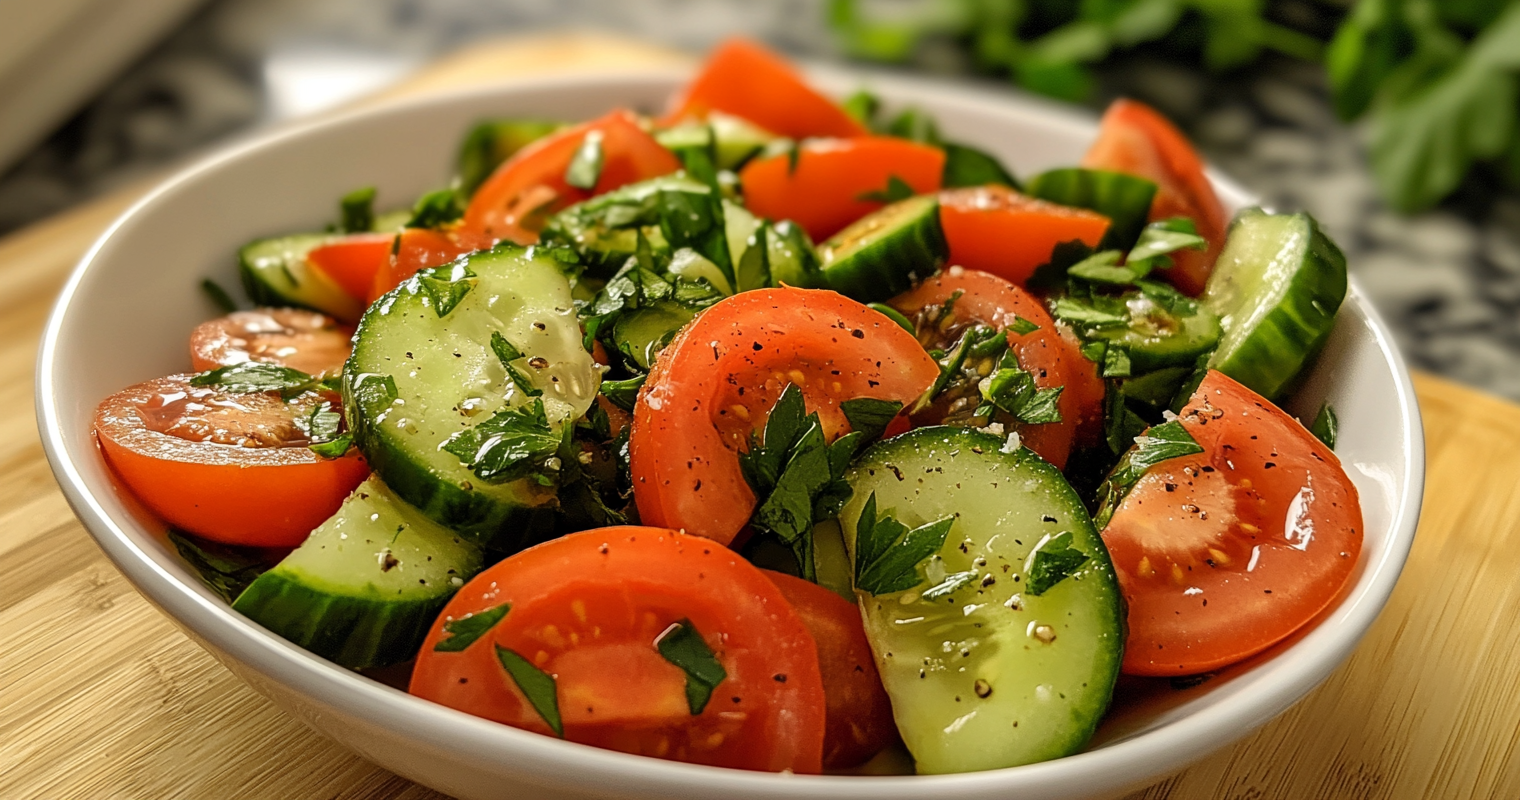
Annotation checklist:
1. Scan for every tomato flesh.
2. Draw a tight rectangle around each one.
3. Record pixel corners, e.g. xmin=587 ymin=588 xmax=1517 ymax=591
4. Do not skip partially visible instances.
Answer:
xmin=367 ymin=227 xmax=484 ymax=303
xmin=189 ymin=308 xmax=352 ymax=378
xmin=630 ymin=288 xmax=939 ymax=545
xmin=888 ymin=268 xmax=1102 ymax=469
xmin=462 ymin=109 xmax=680 ymax=246
xmin=410 ymin=527 xmax=827 ymax=773
xmin=762 ymin=570 xmax=896 ymax=769
xmin=94 ymin=375 xmax=368 ymax=547
xmin=939 ymin=186 xmax=1110 ymax=287
xmin=307 ymin=232 xmax=396 ymax=301
xmin=663 ymin=38 xmax=868 ymax=139
xmin=1081 ymin=99 xmax=1228 ymax=296
xmin=739 ymin=137 xmax=945 ymax=242
xmin=1100 ymin=370 xmax=1363 ymax=676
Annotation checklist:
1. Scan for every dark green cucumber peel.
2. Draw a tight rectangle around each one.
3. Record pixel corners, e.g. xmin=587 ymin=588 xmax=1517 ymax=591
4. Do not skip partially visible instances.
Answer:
xmin=611 ymin=301 xmax=697 ymax=370
xmin=1026 ymin=168 xmax=1158 ymax=251
xmin=839 ymin=426 xmax=1124 ymax=773
xmin=238 ymin=234 xmax=365 ymax=321
xmin=818 ymin=194 xmax=948 ymax=303
xmin=1203 ymin=208 xmax=1348 ymax=400
xmin=232 ymin=478 xmax=484 ymax=669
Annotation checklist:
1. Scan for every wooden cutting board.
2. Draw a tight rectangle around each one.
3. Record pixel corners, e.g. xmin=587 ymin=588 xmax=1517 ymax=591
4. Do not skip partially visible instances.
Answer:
xmin=3 ymin=33 xmax=1518 ymax=800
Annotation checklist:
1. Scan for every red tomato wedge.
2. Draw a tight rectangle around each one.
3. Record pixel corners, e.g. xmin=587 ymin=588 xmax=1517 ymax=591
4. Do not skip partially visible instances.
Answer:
xmin=630 ymin=288 xmax=939 ymax=545
xmin=461 ymin=109 xmax=680 ymax=246
xmin=1081 ymin=99 xmax=1228 ymax=296
xmin=663 ymin=38 xmax=868 ymax=139
xmin=94 ymin=375 xmax=368 ymax=547
xmin=939 ymin=186 xmax=1110 ymax=286
xmin=307 ymin=232 xmax=396 ymax=301
xmin=739 ymin=137 xmax=945 ymax=241
xmin=409 ymin=527 xmax=827 ymax=773
xmin=888 ymin=268 xmax=1103 ymax=469
xmin=189 ymin=308 xmax=352 ymax=378
xmin=367 ymin=227 xmax=484 ymax=303
xmin=762 ymin=570 xmax=896 ymax=769
xmin=1101 ymin=370 xmax=1363 ymax=676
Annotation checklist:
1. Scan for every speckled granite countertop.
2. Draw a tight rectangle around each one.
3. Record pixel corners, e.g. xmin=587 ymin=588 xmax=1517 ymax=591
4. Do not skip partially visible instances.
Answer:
xmin=6 ymin=0 xmax=1518 ymax=400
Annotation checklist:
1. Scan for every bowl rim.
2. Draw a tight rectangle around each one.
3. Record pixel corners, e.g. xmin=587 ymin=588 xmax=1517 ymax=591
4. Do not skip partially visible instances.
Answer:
xmin=36 ymin=67 xmax=1425 ymax=799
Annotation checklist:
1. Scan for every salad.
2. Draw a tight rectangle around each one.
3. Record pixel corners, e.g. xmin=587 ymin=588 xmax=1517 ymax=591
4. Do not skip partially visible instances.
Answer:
xmin=93 ymin=39 xmax=1363 ymax=776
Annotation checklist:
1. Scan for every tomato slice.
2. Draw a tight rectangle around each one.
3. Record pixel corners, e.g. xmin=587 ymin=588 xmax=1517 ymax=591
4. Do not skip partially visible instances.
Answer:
xmin=888 ymin=268 xmax=1103 ymax=470
xmin=939 ymin=186 xmax=1110 ymax=287
xmin=409 ymin=527 xmax=827 ymax=773
xmin=630 ymin=288 xmax=939 ymax=546
xmin=1100 ymin=370 xmax=1363 ymax=676
xmin=762 ymin=570 xmax=896 ymax=769
xmin=739 ymin=137 xmax=945 ymax=241
xmin=461 ymin=109 xmax=681 ymax=246
xmin=366 ymin=227 xmax=484 ymax=303
xmin=662 ymin=38 xmax=867 ymax=139
xmin=307 ymin=232 xmax=396 ymax=301
xmin=1081 ymin=99 xmax=1228 ymax=296
xmin=189 ymin=308 xmax=352 ymax=378
xmin=94 ymin=375 xmax=368 ymax=547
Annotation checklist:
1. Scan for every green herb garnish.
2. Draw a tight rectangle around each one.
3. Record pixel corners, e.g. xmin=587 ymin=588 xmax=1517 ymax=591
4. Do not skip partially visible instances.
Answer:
xmin=1025 ymin=531 xmax=1090 ymax=596
xmin=1311 ymin=403 xmax=1339 ymax=450
xmin=495 ymin=645 xmax=563 ymax=737
xmin=490 ymin=331 xmax=543 ymax=398
xmin=856 ymin=174 xmax=916 ymax=203
xmin=189 ymin=362 xmax=327 ymax=398
xmin=979 ymin=350 xmax=1065 ymax=426
xmin=853 ymin=492 xmax=956 ymax=596
xmin=340 ymin=186 xmax=377 ymax=233
xmin=564 ymin=130 xmax=605 ymax=190
xmin=655 ymin=619 xmax=728 ymax=714
xmin=201 ymin=278 xmax=239 ymax=313
xmin=442 ymin=398 xmax=564 ymax=484
xmin=405 ymin=187 xmax=465 ymax=230
xmin=417 ymin=262 xmax=476 ymax=317
xmin=168 ymin=530 xmax=269 ymax=603
xmin=435 ymin=603 xmax=510 ymax=652
xmin=1093 ymin=419 xmax=1206 ymax=528
xmin=840 ymin=398 xmax=904 ymax=442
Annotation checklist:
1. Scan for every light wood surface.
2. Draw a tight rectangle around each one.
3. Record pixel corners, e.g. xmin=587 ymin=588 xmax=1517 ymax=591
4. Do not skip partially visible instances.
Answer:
xmin=4 ymin=33 xmax=1519 ymax=800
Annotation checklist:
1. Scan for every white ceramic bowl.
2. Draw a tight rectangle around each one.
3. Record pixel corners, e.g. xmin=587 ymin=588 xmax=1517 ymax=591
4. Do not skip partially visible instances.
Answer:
xmin=37 ymin=67 xmax=1424 ymax=800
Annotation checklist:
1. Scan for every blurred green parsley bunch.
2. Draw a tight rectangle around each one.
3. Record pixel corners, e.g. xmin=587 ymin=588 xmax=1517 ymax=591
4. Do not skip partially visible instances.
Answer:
xmin=829 ymin=0 xmax=1520 ymax=212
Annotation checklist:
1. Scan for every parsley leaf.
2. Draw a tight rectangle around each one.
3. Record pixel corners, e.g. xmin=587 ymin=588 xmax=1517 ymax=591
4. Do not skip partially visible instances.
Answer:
xmin=1128 ymin=217 xmax=1206 ymax=263
xmin=564 ymin=130 xmax=605 ymax=190
xmin=490 ymin=331 xmax=542 ymax=398
xmin=600 ymin=374 xmax=645 ymax=412
xmin=853 ymin=492 xmax=956 ymax=596
xmin=1007 ymin=315 xmax=1040 ymax=335
xmin=868 ymin=302 xmax=916 ymax=334
xmin=840 ymin=398 xmax=903 ymax=441
xmin=300 ymin=401 xmax=353 ymax=458
xmin=655 ymin=619 xmax=727 ymax=714
xmin=1311 ymin=403 xmax=1339 ymax=450
xmin=434 ymin=603 xmax=510 ymax=652
xmin=979 ymin=350 xmax=1065 ymax=425
xmin=339 ymin=186 xmax=377 ymax=233
xmin=168 ymin=530 xmax=270 ymax=603
xmin=1093 ymin=419 xmax=1206 ymax=528
xmin=495 ymin=645 xmax=563 ymax=737
xmin=201 ymin=278 xmax=239 ymax=313
xmin=856 ymin=174 xmax=916 ymax=203
xmin=190 ymin=362 xmax=322 ymax=396
xmin=1025 ymin=532 xmax=1090 ymax=596
xmin=1102 ymin=343 xmax=1133 ymax=378
xmin=417 ymin=262 xmax=476 ymax=317
xmin=442 ymin=399 xmax=564 ymax=484
xmin=351 ymin=373 xmax=398 ymax=418
xmin=308 ymin=435 xmax=354 ymax=459
xmin=406 ymin=187 xmax=464 ymax=230
xmin=1051 ymin=297 xmax=1128 ymax=329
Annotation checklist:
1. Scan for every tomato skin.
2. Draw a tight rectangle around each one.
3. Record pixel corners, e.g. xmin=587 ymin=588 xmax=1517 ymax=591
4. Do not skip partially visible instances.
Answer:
xmin=189 ymin=308 xmax=352 ymax=378
xmin=663 ymin=38 xmax=867 ymax=139
xmin=307 ymin=232 xmax=396 ymax=301
xmin=94 ymin=375 xmax=368 ymax=547
xmin=461 ymin=109 xmax=680 ymax=246
xmin=762 ymin=570 xmax=896 ymax=769
xmin=739 ymin=137 xmax=945 ymax=241
xmin=939 ymin=186 xmax=1111 ymax=287
xmin=1081 ymin=99 xmax=1228 ymax=296
xmin=888 ymin=268 xmax=1102 ymax=470
xmin=366 ymin=227 xmax=483 ymax=303
xmin=630 ymin=288 xmax=939 ymax=545
xmin=410 ymin=527 xmax=827 ymax=774
xmin=1101 ymin=370 xmax=1363 ymax=676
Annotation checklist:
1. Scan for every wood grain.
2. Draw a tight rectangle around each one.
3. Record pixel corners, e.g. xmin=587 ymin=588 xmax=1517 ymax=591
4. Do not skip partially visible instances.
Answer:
xmin=4 ymin=33 xmax=1519 ymax=800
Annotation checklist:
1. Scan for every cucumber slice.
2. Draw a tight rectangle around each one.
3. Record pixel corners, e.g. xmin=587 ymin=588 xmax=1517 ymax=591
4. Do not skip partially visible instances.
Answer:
xmin=1087 ymin=290 xmax=1222 ymax=374
xmin=765 ymin=220 xmax=825 ymax=289
xmin=345 ymin=244 xmax=600 ymax=549
xmin=1026 ymin=168 xmax=1158 ymax=251
xmin=839 ymin=426 xmax=1123 ymax=773
xmin=232 ymin=477 xmax=484 ymax=669
xmin=1203 ymin=208 xmax=1347 ymax=400
xmin=611 ymin=301 xmax=697 ymax=370
xmin=239 ymin=234 xmax=365 ymax=322
xmin=818 ymin=194 xmax=947 ymax=303
xmin=656 ymin=112 xmax=777 ymax=170
xmin=456 ymin=119 xmax=564 ymax=196
xmin=540 ymin=174 xmax=708 ymax=277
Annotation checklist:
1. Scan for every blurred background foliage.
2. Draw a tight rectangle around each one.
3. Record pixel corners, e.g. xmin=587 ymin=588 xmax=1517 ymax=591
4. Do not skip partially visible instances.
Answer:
xmin=829 ymin=0 xmax=1520 ymax=213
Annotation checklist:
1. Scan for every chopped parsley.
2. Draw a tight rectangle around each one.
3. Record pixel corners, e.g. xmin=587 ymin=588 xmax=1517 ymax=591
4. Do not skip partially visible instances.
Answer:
xmin=495 ymin=645 xmax=563 ymax=737
xmin=434 ymin=603 xmax=510 ymax=652
xmin=339 ymin=186 xmax=377 ymax=233
xmin=1311 ymin=403 xmax=1338 ymax=450
xmin=852 ymin=492 xmax=956 ymax=596
xmin=416 ymin=262 xmax=476 ymax=317
xmin=655 ymin=619 xmax=727 ymax=714
xmin=490 ymin=331 xmax=542 ymax=398
xmin=405 ymin=187 xmax=465 ymax=230
xmin=1025 ymin=531 xmax=1090 ymax=596
xmin=856 ymin=174 xmax=916 ymax=203
xmin=1093 ymin=419 xmax=1206 ymax=528
xmin=442 ymin=398 xmax=565 ymax=485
